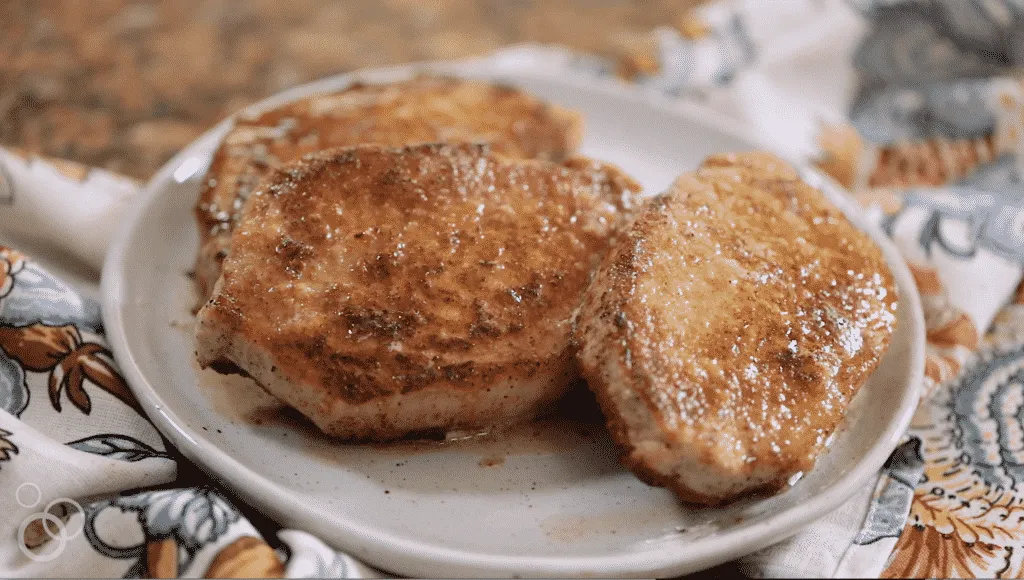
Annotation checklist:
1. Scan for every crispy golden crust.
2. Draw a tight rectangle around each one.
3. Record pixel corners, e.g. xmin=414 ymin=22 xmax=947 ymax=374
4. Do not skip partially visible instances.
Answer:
xmin=196 ymin=143 xmax=639 ymax=440
xmin=193 ymin=76 xmax=583 ymax=300
xmin=573 ymin=152 xmax=897 ymax=505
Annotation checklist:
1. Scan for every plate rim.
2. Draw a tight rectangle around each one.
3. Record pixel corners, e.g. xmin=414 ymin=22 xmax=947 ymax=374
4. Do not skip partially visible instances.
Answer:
xmin=101 ymin=55 xmax=926 ymax=578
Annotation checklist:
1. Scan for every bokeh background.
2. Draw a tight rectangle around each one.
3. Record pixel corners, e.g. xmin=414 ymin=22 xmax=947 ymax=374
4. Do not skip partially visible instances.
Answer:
xmin=1 ymin=0 xmax=702 ymax=178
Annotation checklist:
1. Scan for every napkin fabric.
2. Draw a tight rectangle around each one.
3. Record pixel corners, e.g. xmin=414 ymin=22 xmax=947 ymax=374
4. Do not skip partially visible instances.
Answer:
xmin=3 ymin=1 xmax=1024 ymax=577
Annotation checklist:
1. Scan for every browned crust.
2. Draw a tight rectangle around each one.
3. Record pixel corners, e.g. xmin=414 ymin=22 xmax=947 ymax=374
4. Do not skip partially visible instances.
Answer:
xmin=573 ymin=152 xmax=897 ymax=505
xmin=192 ymin=75 xmax=585 ymax=301
xmin=197 ymin=142 xmax=639 ymax=433
xmin=573 ymin=195 xmax=744 ymax=506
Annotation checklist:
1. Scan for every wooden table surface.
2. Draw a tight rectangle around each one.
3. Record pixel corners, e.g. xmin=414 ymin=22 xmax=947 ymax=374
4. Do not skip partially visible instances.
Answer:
xmin=1 ymin=0 xmax=700 ymax=179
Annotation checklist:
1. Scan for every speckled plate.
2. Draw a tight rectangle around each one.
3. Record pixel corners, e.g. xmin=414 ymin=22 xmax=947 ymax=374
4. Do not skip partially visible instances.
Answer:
xmin=101 ymin=57 xmax=925 ymax=578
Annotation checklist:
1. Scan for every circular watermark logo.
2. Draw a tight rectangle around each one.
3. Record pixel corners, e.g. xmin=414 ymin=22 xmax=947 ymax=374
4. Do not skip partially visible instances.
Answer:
xmin=16 ymin=485 xmax=83 ymax=562
xmin=15 ymin=482 xmax=40 ymax=508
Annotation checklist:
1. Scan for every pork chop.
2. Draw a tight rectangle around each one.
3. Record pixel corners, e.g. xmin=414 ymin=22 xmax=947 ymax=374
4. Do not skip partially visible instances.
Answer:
xmin=195 ymin=143 xmax=639 ymax=441
xmin=193 ymin=76 xmax=583 ymax=301
xmin=573 ymin=152 xmax=897 ymax=505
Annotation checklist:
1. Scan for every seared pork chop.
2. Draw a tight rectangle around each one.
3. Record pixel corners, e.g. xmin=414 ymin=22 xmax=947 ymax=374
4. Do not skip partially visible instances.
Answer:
xmin=193 ymin=76 xmax=583 ymax=301
xmin=196 ymin=143 xmax=639 ymax=441
xmin=573 ymin=152 xmax=897 ymax=505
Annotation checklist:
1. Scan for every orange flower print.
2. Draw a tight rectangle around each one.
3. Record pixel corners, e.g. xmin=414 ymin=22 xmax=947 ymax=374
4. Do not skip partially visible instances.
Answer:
xmin=883 ymin=524 xmax=1010 ymax=578
xmin=85 ymin=488 xmax=250 ymax=578
xmin=883 ymin=342 xmax=1024 ymax=578
xmin=907 ymin=262 xmax=978 ymax=397
xmin=0 ymin=323 xmax=140 ymax=415
xmin=816 ymin=122 xmax=872 ymax=190
xmin=815 ymin=123 xmax=999 ymax=191
xmin=203 ymin=536 xmax=284 ymax=578
xmin=990 ymin=280 xmax=1024 ymax=344
xmin=0 ymin=247 xmax=26 ymax=299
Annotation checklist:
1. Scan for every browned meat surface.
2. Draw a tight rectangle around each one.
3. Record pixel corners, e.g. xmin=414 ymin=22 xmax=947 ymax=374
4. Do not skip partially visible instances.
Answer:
xmin=193 ymin=76 xmax=583 ymax=300
xmin=573 ymin=152 xmax=897 ymax=505
xmin=195 ymin=142 xmax=639 ymax=441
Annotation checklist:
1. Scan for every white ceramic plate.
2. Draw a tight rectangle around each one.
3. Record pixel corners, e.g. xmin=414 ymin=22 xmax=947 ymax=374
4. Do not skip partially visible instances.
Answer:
xmin=101 ymin=58 xmax=925 ymax=578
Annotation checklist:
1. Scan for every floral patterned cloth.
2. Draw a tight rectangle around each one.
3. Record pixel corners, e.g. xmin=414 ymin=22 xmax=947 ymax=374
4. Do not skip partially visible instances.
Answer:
xmin=3 ymin=0 xmax=1024 ymax=577
xmin=0 ymin=237 xmax=380 ymax=577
